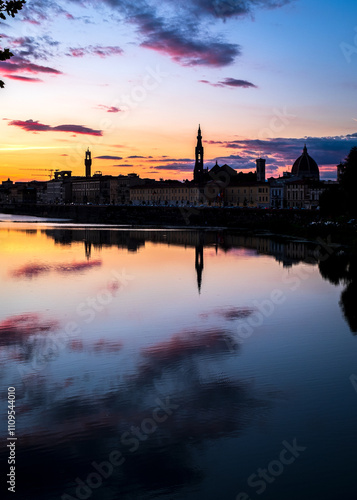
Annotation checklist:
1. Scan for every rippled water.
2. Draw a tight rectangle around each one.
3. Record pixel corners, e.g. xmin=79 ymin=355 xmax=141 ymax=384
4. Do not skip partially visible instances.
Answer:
xmin=1 ymin=220 xmax=356 ymax=500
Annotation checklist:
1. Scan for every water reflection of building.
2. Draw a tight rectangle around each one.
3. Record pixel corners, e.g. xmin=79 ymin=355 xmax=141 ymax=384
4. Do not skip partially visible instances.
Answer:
xmin=43 ymin=227 xmax=318 ymax=266
xmin=195 ymin=237 xmax=204 ymax=294
xmin=84 ymin=240 xmax=92 ymax=259
xmin=17 ymin=227 xmax=357 ymax=331
xmin=40 ymin=228 xmax=321 ymax=298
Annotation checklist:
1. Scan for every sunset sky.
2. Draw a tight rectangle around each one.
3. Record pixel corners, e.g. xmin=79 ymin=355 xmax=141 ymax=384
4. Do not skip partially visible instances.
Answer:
xmin=1 ymin=0 xmax=356 ymax=182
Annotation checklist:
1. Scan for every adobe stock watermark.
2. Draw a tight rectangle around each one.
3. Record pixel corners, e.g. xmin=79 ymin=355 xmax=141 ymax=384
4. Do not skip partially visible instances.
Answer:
xmin=236 ymin=438 xmax=307 ymax=499
xmin=179 ymin=105 xmax=295 ymax=225
xmin=225 ymin=265 xmax=317 ymax=352
xmin=212 ymin=0 xmax=238 ymax=18
xmin=225 ymin=289 xmax=286 ymax=351
xmin=61 ymin=396 xmax=179 ymax=500
xmin=75 ymin=268 xmax=134 ymax=323
xmin=340 ymin=26 xmax=357 ymax=63
xmin=114 ymin=65 xmax=169 ymax=117
xmin=257 ymin=106 xmax=296 ymax=140
xmin=52 ymin=64 xmax=169 ymax=172
xmin=179 ymin=163 xmax=233 ymax=224
xmin=17 ymin=268 xmax=134 ymax=383
xmin=349 ymin=374 xmax=357 ymax=394
xmin=225 ymin=236 xmax=337 ymax=352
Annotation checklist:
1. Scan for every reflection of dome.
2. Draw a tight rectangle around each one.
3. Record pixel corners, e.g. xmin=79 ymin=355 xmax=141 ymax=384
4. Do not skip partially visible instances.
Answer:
xmin=291 ymin=145 xmax=319 ymax=180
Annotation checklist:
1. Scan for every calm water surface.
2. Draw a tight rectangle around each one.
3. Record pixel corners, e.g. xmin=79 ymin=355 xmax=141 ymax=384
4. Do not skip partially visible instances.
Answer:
xmin=0 ymin=218 xmax=356 ymax=500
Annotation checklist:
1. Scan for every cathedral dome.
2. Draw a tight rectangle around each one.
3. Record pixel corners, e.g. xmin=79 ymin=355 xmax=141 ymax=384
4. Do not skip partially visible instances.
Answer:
xmin=291 ymin=145 xmax=319 ymax=180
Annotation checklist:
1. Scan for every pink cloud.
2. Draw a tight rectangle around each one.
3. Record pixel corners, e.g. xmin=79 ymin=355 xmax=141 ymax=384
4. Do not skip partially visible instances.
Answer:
xmin=55 ymin=260 xmax=102 ymax=273
xmin=92 ymin=339 xmax=123 ymax=352
xmin=97 ymin=104 xmax=122 ymax=113
xmin=3 ymin=74 xmax=43 ymax=82
xmin=142 ymin=328 xmax=232 ymax=362
xmin=11 ymin=263 xmax=51 ymax=278
xmin=11 ymin=260 xmax=102 ymax=278
xmin=0 ymin=57 xmax=61 ymax=78
xmin=8 ymin=119 xmax=103 ymax=136
xmin=142 ymin=36 xmax=239 ymax=66
xmin=199 ymin=77 xmax=257 ymax=88
xmin=68 ymin=45 xmax=123 ymax=58
xmin=0 ymin=313 xmax=59 ymax=345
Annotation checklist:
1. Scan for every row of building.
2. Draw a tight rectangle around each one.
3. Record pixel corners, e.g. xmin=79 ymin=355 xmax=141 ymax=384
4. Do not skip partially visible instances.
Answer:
xmin=0 ymin=128 xmax=337 ymax=209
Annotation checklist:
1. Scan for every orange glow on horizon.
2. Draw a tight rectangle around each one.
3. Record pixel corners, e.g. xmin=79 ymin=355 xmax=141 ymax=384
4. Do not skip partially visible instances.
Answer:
xmin=0 ymin=144 xmax=259 ymax=183
xmin=0 ymin=125 xmax=335 ymax=183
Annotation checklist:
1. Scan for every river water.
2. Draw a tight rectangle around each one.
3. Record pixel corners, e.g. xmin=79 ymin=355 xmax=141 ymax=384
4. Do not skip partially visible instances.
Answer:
xmin=0 ymin=218 xmax=356 ymax=499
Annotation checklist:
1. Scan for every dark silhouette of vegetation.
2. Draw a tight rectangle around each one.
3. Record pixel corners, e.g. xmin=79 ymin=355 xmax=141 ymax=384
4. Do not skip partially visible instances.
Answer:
xmin=0 ymin=1 xmax=26 ymax=88
xmin=320 ymin=146 xmax=357 ymax=216
xmin=319 ymin=184 xmax=347 ymax=216
xmin=338 ymin=146 xmax=357 ymax=216
xmin=319 ymin=250 xmax=357 ymax=333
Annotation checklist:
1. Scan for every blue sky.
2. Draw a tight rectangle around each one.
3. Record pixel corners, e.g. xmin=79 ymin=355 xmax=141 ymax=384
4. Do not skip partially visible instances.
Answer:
xmin=1 ymin=0 xmax=357 ymax=181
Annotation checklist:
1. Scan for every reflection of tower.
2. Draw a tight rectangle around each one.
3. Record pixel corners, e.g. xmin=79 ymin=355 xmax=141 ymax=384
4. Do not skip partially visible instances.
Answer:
xmin=85 ymin=148 xmax=92 ymax=178
xmin=193 ymin=125 xmax=207 ymax=184
xmin=195 ymin=236 xmax=204 ymax=294
xmin=84 ymin=241 xmax=92 ymax=260
xmin=256 ymin=158 xmax=266 ymax=183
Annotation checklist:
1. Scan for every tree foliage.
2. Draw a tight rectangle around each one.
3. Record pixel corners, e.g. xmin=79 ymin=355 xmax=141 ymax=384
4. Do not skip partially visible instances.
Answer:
xmin=320 ymin=146 xmax=357 ymax=216
xmin=319 ymin=184 xmax=347 ymax=216
xmin=0 ymin=1 xmax=26 ymax=88
xmin=338 ymin=146 xmax=357 ymax=216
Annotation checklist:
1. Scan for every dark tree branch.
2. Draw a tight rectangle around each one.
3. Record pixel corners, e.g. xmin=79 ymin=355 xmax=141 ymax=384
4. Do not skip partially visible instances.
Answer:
xmin=0 ymin=0 xmax=26 ymax=88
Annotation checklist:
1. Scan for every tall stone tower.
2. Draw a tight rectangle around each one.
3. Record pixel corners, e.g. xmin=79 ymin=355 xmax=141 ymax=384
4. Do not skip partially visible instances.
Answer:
xmin=256 ymin=158 xmax=266 ymax=183
xmin=85 ymin=148 xmax=92 ymax=178
xmin=194 ymin=125 xmax=205 ymax=183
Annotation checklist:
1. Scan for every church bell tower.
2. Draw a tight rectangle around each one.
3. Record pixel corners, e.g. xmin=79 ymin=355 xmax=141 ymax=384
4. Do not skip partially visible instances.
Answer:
xmin=85 ymin=148 xmax=92 ymax=177
xmin=194 ymin=125 xmax=205 ymax=183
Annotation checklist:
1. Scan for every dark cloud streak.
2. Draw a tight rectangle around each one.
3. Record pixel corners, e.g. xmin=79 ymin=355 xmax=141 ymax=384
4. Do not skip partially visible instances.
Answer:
xmin=0 ymin=56 xmax=62 ymax=78
xmin=94 ymin=155 xmax=123 ymax=160
xmin=149 ymin=163 xmax=194 ymax=171
xmin=67 ymin=45 xmax=123 ymax=58
xmin=11 ymin=260 xmax=102 ymax=279
xmin=11 ymin=0 xmax=294 ymax=71
xmin=97 ymin=105 xmax=122 ymax=113
xmin=8 ymin=119 xmax=103 ymax=136
xmin=168 ymin=0 xmax=293 ymax=20
xmin=200 ymin=77 xmax=257 ymax=88
xmin=3 ymin=74 xmax=42 ymax=82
